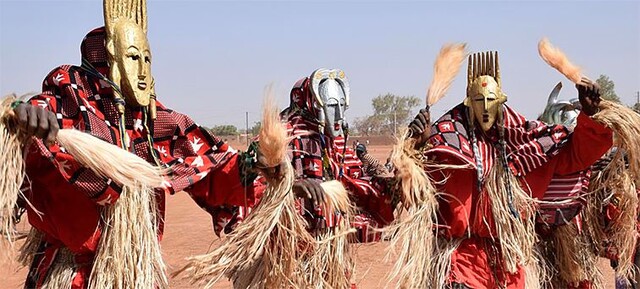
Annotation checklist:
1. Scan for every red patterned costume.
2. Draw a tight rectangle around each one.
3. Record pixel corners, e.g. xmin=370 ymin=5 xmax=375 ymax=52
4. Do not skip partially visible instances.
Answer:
xmin=21 ymin=27 xmax=263 ymax=288
xmin=427 ymin=103 xmax=612 ymax=288
xmin=214 ymin=74 xmax=396 ymax=242
xmin=283 ymin=76 xmax=395 ymax=241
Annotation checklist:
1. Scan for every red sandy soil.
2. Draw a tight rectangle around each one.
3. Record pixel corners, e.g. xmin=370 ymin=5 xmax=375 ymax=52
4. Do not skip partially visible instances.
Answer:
xmin=1 ymin=144 xmax=618 ymax=288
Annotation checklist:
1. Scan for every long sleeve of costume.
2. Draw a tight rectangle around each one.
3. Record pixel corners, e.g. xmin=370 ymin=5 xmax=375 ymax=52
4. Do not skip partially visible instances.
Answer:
xmin=285 ymin=127 xmax=395 ymax=241
xmin=338 ymin=148 xmax=395 ymax=242
xmin=552 ymin=112 xmax=613 ymax=175
xmin=151 ymin=104 xmax=264 ymax=236
xmin=526 ymin=113 xmax=613 ymax=200
xmin=25 ymin=67 xmax=123 ymax=206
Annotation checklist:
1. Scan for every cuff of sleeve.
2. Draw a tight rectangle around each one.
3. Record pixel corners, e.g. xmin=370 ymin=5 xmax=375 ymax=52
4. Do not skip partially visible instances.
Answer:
xmin=10 ymin=100 xmax=24 ymax=109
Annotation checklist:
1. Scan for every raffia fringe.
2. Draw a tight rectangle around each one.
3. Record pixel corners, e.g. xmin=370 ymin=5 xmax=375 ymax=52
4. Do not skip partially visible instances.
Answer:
xmin=177 ymin=165 xmax=355 ymax=289
xmin=431 ymin=238 xmax=461 ymax=289
xmin=88 ymin=184 xmax=167 ymax=289
xmin=584 ymin=101 xmax=640 ymax=279
xmin=483 ymin=163 xmax=541 ymax=280
xmin=17 ymin=227 xmax=44 ymax=267
xmin=176 ymin=162 xmax=312 ymax=288
xmin=0 ymin=95 xmax=27 ymax=253
xmin=304 ymin=180 xmax=356 ymax=289
xmin=382 ymin=132 xmax=440 ymax=289
xmin=258 ymin=86 xmax=288 ymax=168
xmin=544 ymin=223 xmax=602 ymax=288
xmin=41 ymin=247 xmax=76 ymax=289
xmin=2 ymin=94 xmax=168 ymax=287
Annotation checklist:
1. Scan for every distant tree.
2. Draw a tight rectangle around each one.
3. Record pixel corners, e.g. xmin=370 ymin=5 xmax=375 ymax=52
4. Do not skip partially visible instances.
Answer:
xmin=210 ymin=125 xmax=239 ymax=136
xmin=633 ymin=102 xmax=640 ymax=114
xmin=595 ymin=74 xmax=620 ymax=103
xmin=354 ymin=94 xmax=421 ymax=136
xmin=250 ymin=121 xmax=262 ymax=136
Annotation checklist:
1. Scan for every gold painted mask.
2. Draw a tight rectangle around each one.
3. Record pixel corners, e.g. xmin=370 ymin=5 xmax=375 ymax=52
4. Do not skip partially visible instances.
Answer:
xmin=465 ymin=76 xmax=504 ymax=131
xmin=464 ymin=51 xmax=506 ymax=132
xmin=107 ymin=20 xmax=152 ymax=107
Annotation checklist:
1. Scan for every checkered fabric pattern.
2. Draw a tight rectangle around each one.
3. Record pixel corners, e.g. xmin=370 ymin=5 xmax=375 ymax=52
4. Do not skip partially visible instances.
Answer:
xmin=428 ymin=103 xmax=571 ymax=177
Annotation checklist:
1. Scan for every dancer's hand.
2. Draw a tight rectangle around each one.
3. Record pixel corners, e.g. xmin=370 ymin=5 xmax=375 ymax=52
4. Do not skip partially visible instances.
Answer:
xmin=576 ymin=77 xmax=601 ymax=116
xmin=408 ymin=107 xmax=430 ymax=148
xmin=292 ymin=179 xmax=326 ymax=206
xmin=13 ymin=102 xmax=59 ymax=146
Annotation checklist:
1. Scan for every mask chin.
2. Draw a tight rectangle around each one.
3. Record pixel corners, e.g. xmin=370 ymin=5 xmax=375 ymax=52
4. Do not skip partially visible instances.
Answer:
xmin=324 ymin=121 xmax=344 ymax=138
xmin=475 ymin=114 xmax=497 ymax=131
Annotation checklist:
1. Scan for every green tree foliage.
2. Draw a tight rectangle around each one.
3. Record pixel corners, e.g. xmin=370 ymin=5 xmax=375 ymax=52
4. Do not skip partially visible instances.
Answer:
xmin=354 ymin=94 xmax=421 ymax=136
xmin=250 ymin=121 xmax=262 ymax=136
xmin=595 ymin=74 xmax=620 ymax=103
xmin=210 ymin=125 xmax=239 ymax=136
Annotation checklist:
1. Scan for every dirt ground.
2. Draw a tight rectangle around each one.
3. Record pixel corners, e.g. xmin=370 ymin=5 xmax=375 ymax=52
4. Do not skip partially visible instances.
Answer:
xmin=1 ymin=144 xmax=618 ymax=288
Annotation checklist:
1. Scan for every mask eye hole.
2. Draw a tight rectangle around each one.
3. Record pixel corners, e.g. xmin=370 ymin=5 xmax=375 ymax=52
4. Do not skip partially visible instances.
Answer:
xmin=325 ymin=98 xmax=339 ymax=107
xmin=473 ymin=93 xmax=497 ymax=101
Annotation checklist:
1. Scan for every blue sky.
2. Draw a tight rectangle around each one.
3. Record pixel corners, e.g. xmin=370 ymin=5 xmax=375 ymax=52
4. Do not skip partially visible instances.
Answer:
xmin=1 ymin=0 xmax=638 ymax=128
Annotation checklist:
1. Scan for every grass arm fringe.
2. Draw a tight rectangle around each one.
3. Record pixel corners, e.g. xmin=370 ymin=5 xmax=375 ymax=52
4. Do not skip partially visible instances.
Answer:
xmin=177 ymin=161 xmax=314 ymax=289
xmin=0 ymin=95 xmax=27 ymax=251
xmin=586 ymin=100 xmax=640 ymax=279
xmin=382 ymin=133 xmax=440 ymax=289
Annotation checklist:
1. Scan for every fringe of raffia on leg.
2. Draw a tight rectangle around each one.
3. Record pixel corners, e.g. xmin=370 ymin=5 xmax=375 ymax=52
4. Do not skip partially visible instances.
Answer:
xmin=88 ymin=184 xmax=167 ymax=289
xmin=304 ymin=180 xmax=356 ymax=289
xmin=177 ymin=162 xmax=314 ymax=289
xmin=482 ymin=163 xmax=539 ymax=276
xmin=17 ymin=227 xmax=44 ymax=267
xmin=589 ymin=100 xmax=640 ymax=279
xmin=0 ymin=95 xmax=27 ymax=251
xmin=304 ymin=227 xmax=354 ymax=289
xmin=382 ymin=133 xmax=439 ymax=289
xmin=549 ymin=223 xmax=602 ymax=287
xmin=40 ymin=247 xmax=76 ymax=289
